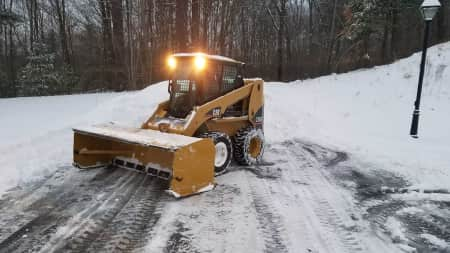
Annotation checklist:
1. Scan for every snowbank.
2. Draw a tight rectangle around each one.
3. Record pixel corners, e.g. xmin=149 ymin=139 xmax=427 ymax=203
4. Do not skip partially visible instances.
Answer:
xmin=0 ymin=88 xmax=166 ymax=194
xmin=0 ymin=93 xmax=118 ymax=147
xmin=0 ymin=42 xmax=449 ymax=196
xmin=264 ymin=42 xmax=450 ymax=189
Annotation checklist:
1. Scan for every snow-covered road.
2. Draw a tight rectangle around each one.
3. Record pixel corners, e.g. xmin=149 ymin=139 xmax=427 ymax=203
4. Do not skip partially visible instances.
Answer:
xmin=0 ymin=140 xmax=404 ymax=253
xmin=1 ymin=139 xmax=449 ymax=252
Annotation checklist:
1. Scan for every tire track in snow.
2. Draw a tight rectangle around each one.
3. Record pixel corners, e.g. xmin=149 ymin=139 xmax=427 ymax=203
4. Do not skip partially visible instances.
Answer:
xmin=334 ymin=153 xmax=450 ymax=252
xmin=164 ymin=221 xmax=200 ymax=253
xmin=0 ymin=167 xmax=126 ymax=253
xmin=391 ymin=202 xmax=450 ymax=252
xmin=227 ymin=140 xmax=369 ymax=253
xmin=300 ymin=140 xmax=450 ymax=253
xmin=275 ymin=140 xmax=367 ymax=252
xmin=86 ymin=177 xmax=168 ymax=252
xmin=248 ymin=179 xmax=288 ymax=253
xmin=38 ymin=171 xmax=144 ymax=252
xmin=140 ymin=177 xmax=261 ymax=253
xmin=0 ymin=167 xmax=71 ymax=241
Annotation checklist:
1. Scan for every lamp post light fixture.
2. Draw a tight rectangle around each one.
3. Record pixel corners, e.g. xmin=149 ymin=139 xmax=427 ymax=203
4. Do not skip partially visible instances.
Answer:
xmin=410 ymin=0 xmax=441 ymax=138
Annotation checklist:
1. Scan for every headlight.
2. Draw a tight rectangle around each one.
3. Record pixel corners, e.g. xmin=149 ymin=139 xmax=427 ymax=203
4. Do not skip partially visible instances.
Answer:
xmin=167 ymin=56 xmax=177 ymax=69
xmin=194 ymin=55 xmax=206 ymax=71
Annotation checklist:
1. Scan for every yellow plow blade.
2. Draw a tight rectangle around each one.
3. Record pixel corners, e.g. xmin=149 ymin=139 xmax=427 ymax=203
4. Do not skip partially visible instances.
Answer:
xmin=73 ymin=124 xmax=215 ymax=198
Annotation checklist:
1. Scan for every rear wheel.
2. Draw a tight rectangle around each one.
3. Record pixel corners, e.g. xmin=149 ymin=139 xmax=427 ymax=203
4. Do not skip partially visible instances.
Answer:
xmin=199 ymin=132 xmax=233 ymax=175
xmin=233 ymin=127 xmax=265 ymax=165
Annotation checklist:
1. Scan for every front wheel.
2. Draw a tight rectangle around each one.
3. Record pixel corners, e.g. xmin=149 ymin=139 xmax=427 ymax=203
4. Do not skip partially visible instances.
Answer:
xmin=233 ymin=127 xmax=265 ymax=166
xmin=199 ymin=132 xmax=233 ymax=175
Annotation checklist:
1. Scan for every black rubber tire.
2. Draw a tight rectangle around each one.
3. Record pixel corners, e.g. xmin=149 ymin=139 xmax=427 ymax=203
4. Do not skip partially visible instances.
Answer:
xmin=233 ymin=127 xmax=265 ymax=166
xmin=199 ymin=132 xmax=233 ymax=175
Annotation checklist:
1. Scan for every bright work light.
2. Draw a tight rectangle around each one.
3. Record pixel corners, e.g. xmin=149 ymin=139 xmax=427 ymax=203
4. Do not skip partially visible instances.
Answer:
xmin=194 ymin=55 xmax=206 ymax=70
xmin=167 ymin=56 xmax=177 ymax=69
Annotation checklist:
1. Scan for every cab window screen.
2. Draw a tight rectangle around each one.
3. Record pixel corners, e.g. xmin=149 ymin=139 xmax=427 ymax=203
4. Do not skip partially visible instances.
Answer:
xmin=176 ymin=80 xmax=190 ymax=92
xmin=172 ymin=80 xmax=191 ymax=102
xmin=222 ymin=65 xmax=237 ymax=93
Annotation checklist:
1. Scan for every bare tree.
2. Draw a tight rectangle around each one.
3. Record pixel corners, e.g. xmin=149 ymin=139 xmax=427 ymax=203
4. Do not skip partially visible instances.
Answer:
xmin=175 ymin=0 xmax=188 ymax=52
xmin=191 ymin=0 xmax=200 ymax=50
xmin=1 ymin=0 xmax=449 ymax=97
xmin=49 ymin=0 xmax=71 ymax=65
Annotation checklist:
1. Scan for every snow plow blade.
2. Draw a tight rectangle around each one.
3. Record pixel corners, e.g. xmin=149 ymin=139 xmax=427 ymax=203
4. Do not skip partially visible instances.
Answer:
xmin=73 ymin=124 xmax=215 ymax=198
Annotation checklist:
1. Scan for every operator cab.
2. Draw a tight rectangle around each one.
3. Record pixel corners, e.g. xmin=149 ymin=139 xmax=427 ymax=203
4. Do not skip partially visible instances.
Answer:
xmin=167 ymin=53 xmax=245 ymax=118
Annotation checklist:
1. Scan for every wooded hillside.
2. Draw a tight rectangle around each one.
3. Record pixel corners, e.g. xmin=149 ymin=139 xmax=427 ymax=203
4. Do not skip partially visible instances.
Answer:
xmin=0 ymin=0 xmax=449 ymax=97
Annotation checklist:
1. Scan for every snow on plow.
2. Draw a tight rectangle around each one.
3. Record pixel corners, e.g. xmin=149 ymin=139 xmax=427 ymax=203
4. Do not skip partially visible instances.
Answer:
xmin=73 ymin=124 xmax=215 ymax=198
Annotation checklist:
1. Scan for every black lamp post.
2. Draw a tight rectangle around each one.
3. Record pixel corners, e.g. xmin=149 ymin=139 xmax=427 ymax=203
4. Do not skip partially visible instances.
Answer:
xmin=410 ymin=0 xmax=441 ymax=138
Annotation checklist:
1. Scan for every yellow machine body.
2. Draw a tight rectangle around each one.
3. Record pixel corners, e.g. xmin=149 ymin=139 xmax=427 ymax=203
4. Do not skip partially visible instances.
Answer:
xmin=73 ymin=54 xmax=264 ymax=198
xmin=142 ymin=78 xmax=264 ymax=137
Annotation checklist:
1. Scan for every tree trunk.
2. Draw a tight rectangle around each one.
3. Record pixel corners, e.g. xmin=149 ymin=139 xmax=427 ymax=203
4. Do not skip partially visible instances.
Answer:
xmin=218 ymin=2 xmax=228 ymax=55
xmin=26 ymin=0 xmax=39 ymax=52
xmin=111 ymin=0 xmax=125 ymax=90
xmin=277 ymin=0 xmax=287 ymax=81
xmin=125 ymin=0 xmax=135 ymax=90
xmin=7 ymin=1 xmax=16 ymax=96
xmin=144 ymin=0 xmax=154 ymax=86
xmin=437 ymin=2 xmax=448 ymax=42
xmin=326 ymin=0 xmax=338 ymax=72
xmin=53 ymin=0 xmax=71 ymax=65
xmin=98 ymin=0 xmax=115 ymax=89
xmin=202 ymin=0 xmax=211 ymax=50
xmin=175 ymin=0 xmax=188 ymax=51
xmin=381 ymin=11 xmax=391 ymax=62
xmin=240 ymin=0 xmax=248 ymax=61
xmin=390 ymin=0 xmax=399 ymax=60
xmin=191 ymin=0 xmax=200 ymax=50
xmin=308 ymin=0 xmax=313 ymax=56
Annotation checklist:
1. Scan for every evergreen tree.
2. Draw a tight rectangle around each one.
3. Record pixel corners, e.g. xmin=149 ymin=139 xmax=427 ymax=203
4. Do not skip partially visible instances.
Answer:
xmin=17 ymin=43 xmax=78 ymax=96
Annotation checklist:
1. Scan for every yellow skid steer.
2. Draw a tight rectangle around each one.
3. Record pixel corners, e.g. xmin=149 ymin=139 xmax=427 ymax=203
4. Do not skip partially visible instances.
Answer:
xmin=73 ymin=53 xmax=265 ymax=198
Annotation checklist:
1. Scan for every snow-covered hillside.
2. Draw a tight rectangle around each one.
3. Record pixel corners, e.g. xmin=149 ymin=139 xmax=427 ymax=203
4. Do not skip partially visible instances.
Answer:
xmin=265 ymin=42 xmax=450 ymax=190
xmin=1 ymin=42 xmax=449 ymax=196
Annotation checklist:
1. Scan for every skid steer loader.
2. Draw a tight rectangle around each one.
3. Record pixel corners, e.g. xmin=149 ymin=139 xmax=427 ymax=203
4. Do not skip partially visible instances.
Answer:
xmin=73 ymin=53 xmax=265 ymax=197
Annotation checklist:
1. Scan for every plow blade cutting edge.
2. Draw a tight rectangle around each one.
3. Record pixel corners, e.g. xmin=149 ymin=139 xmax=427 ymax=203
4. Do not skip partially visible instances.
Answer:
xmin=73 ymin=124 xmax=215 ymax=198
